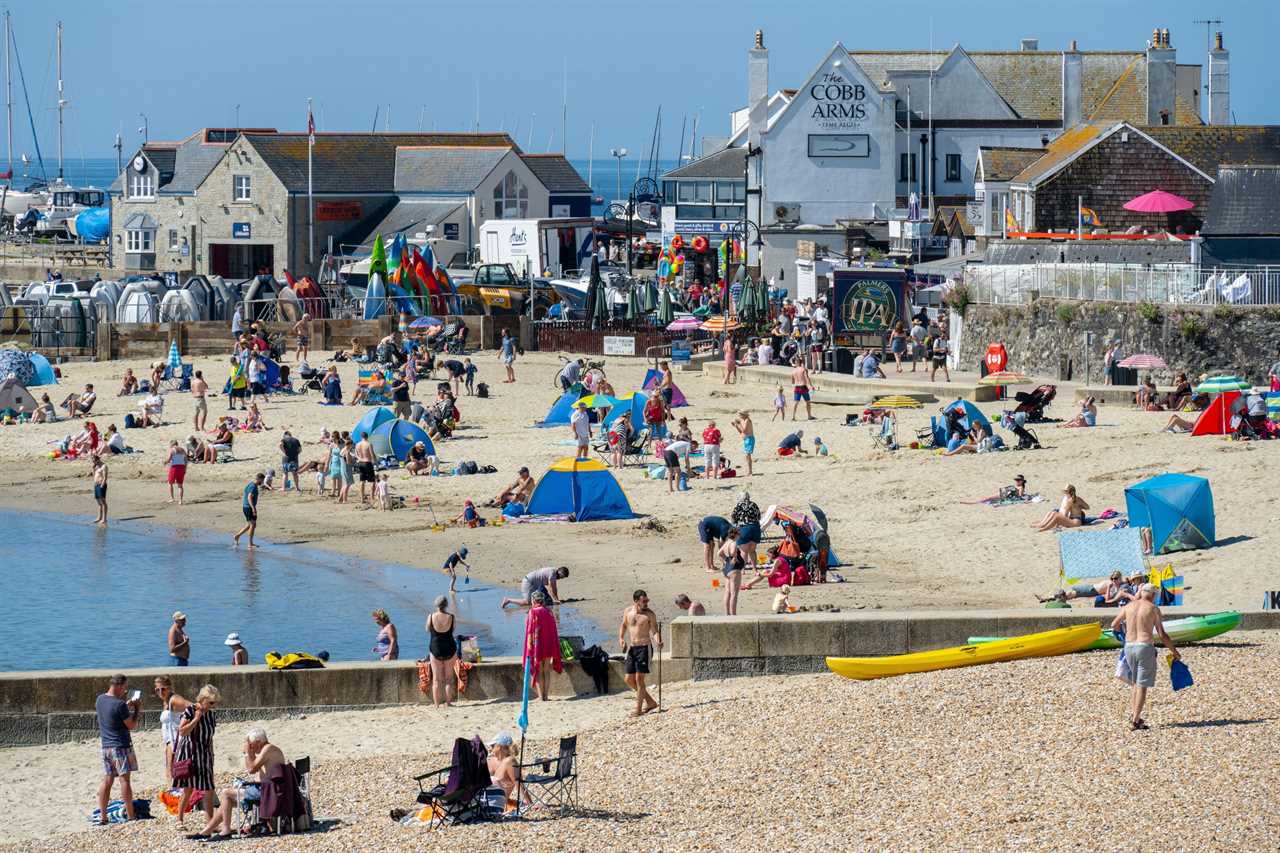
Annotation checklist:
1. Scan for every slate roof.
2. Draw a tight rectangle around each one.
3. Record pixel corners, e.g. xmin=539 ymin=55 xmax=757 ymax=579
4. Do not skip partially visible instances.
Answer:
xmin=1202 ymin=166 xmax=1280 ymax=236
xmin=520 ymin=154 xmax=591 ymax=194
xmin=363 ymin=199 xmax=465 ymax=239
xmin=979 ymin=147 xmax=1044 ymax=182
xmin=243 ymin=133 xmax=518 ymax=193
xmin=394 ymin=146 xmax=510 ymax=193
xmin=111 ymin=129 xmax=250 ymax=195
xmin=662 ymin=146 xmax=747 ymax=179
xmin=1145 ymin=126 xmax=1280 ymax=177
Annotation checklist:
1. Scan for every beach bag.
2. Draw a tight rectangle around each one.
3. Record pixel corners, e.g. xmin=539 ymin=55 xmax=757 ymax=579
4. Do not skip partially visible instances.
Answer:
xmin=171 ymin=758 xmax=193 ymax=782
xmin=460 ymin=637 xmax=482 ymax=663
xmin=459 ymin=461 xmax=478 ymax=475
xmin=123 ymin=413 xmax=137 ymax=429
xmin=476 ymin=382 xmax=489 ymax=398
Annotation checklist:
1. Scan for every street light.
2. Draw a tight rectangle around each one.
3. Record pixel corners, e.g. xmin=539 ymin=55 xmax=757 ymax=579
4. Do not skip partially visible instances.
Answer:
xmin=138 ymin=113 xmax=149 ymax=143
xmin=609 ymin=147 xmax=628 ymax=202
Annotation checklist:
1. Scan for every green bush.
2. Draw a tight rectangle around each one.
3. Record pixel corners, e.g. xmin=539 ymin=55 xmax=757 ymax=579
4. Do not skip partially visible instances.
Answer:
xmin=1138 ymin=302 xmax=1162 ymax=324
xmin=944 ymin=283 xmax=972 ymax=317
xmin=1055 ymin=303 xmax=1077 ymax=324
xmin=1179 ymin=314 xmax=1205 ymax=341
xmin=1212 ymin=303 xmax=1236 ymax=321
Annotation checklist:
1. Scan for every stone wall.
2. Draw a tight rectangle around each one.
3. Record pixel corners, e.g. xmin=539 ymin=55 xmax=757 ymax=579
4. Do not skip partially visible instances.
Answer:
xmin=957 ymin=298 xmax=1280 ymax=385
xmin=197 ymin=141 xmax=290 ymax=277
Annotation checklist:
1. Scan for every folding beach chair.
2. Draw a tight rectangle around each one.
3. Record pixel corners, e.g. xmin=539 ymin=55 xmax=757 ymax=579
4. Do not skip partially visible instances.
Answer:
xmin=413 ymin=737 xmax=493 ymax=829
xmin=518 ymin=736 xmax=579 ymax=813
xmin=594 ymin=427 xmax=650 ymax=467
xmin=160 ymin=362 xmax=193 ymax=392
xmin=869 ymin=413 xmax=896 ymax=449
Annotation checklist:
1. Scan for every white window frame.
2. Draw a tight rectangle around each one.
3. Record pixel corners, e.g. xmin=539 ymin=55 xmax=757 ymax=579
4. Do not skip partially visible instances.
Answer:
xmin=128 ymin=171 xmax=154 ymax=199
xmin=233 ymin=174 xmax=252 ymax=202
xmin=493 ymin=171 xmax=529 ymax=219
xmin=126 ymin=229 xmax=154 ymax=253
xmin=168 ymin=228 xmax=180 ymax=251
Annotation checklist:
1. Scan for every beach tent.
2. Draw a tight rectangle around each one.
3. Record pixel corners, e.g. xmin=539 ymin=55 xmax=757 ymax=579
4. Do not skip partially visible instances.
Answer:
xmin=0 ymin=377 xmax=38 ymax=412
xmin=26 ymin=351 xmax=57 ymax=386
xmin=1125 ymin=473 xmax=1215 ymax=554
xmin=0 ymin=348 xmax=35 ymax=385
xmin=525 ymin=457 xmax=633 ymax=521
xmin=353 ymin=406 xmax=396 ymax=439
xmin=534 ymin=383 xmax=586 ymax=427
xmin=1190 ymin=391 xmax=1243 ymax=436
xmin=642 ymin=369 xmax=688 ymax=406
xmin=370 ymin=418 xmax=435 ymax=461
xmin=931 ymin=398 xmax=993 ymax=446
xmin=602 ymin=391 xmax=649 ymax=427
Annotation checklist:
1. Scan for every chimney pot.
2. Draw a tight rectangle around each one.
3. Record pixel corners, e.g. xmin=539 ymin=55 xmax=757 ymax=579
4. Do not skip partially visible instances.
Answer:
xmin=1161 ymin=28 xmax=1171 ymax=47
xmin=754 ymin=29 xmax=764 ymax=49
xmin=1020 ymin=38 xmax=1039 ymax=51
xmin=1214 ymin=31 xmax=1223 ymax=51
xmin=1151 ymin=27 xmax=1160 ymax=47
xmin=1069 ymin=39 xmax=1078 ymax=52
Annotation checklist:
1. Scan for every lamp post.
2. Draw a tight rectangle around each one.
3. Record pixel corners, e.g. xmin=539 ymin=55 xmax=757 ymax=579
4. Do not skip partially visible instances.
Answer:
xmin=609 ymin=147 xmax=628 ymax=203
xmin=138 ymin=113 xmax=148 ymax=143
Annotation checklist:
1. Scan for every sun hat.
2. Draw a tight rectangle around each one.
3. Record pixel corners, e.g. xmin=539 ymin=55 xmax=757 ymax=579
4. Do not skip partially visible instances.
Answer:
xmin=459 ymin=547 xmax=468 ymax=557
xmin=172 ymin=611 xmax=187 ymax=621
xmin=224 ymin=632 xmax=242 ymax=646
xmin=489 ymin=731 xmax=514 ymax=748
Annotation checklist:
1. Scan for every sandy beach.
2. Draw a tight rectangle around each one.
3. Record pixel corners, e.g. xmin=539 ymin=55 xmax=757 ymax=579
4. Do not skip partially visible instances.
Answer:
xmin=0 ymin=347 xmax=1273 ymax=635
xmin=2 ymin=633 xmax=1275 ymax=850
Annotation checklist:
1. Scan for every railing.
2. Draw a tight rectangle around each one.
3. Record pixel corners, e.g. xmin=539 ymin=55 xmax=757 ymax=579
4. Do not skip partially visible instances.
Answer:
xmin=0 ymin=239 xmax=111 ymax=267
xmin=644 ymin=336 xmax=716 ymax=367
xmin=964 ymin=263 xmax=1280 ymax=307
xmin=1 ymin=303 xmax=98 ymax=354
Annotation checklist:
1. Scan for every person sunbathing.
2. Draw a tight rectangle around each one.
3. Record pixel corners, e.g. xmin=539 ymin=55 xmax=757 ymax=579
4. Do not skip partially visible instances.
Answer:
xmin=94 ymin=424 xmax=127 ymax=457
xmin=1062 ymin=396 xmax=1097 ymax=428
xmin=137 ymin=392 xmax=165 ymax=427
xmin=243 ymin=403 xmax=265 ymax=432
xmin=487 ymin=466 xmax=536 ymax=507
xmin=978 ymin=474 xmax=1028 ymax=502
xmin=485 ymin=732 xmax=527 ymax=810
xmin=118 ymin=369 xmax=139 ymax=396
xmin=1036 ymin=570 xmax=1128 ymax=604
xmin=1161 ymin=414 xmax=1196 ymax=433
xmin=186 ymin=435 xmax=208 ymax=463
xmin=192 ymin=727 xmax=285 ymax=841
xmin=204 ymin=421 xmax=234 ymax=462
xmin=62 ymin=384 xmax=96 ymax=418
xmin=1165 ymin=373 xmax=1192 ymax=411
xmin=1033 ymin=484 xmax=1089 ymax=531
xmin=349 ymin=372 xmax=386 ymax=406
xmin=31 ymin=393 xmax=57 ymax=423
xmin=1134 ymin=377 xmax=1158 ymax=409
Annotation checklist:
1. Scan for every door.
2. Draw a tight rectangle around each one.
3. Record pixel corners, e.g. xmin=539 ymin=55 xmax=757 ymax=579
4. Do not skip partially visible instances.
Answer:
xmin=483 ymin=230 xmax=500 ymax=265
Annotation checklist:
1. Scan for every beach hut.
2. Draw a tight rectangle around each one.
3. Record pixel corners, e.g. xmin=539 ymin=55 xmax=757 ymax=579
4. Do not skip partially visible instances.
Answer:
xmin=525 ymin=457 xmax=634 ymax=521
xmin=642 ymin=369 xmax=688 ymax=406
xmin=370 ymin=419 xmax=434 ymax=461
xmin=1125 ymin=473 xmax=1215 ymax=554
xmin=0 ymin=376 xmax=38 ymax=413
xmin=534 ymin=384 xmax=586 ymax=427
xmin=353 ymin=406 xmax=396 ymax=440
xmin=931 ymin=398 xmax=993 ymax=447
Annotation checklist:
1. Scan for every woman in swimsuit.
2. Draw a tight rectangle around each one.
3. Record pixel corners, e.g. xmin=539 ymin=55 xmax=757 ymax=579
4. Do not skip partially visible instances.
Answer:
xmin=371 ymin=609 xmax=399 ymax=661
xmin=153 ymin=676 xmax=189 ymax=781
xmin=426 ymin=596 xmax=458 ymax=707
xmin=1034 ymin=484 xmax=1090 ymax=532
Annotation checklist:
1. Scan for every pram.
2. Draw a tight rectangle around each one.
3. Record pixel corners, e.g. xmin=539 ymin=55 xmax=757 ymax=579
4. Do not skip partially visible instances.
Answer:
xmin=297 ymin=365 xmax=324 ymax=395
xmin=1013 ymin=384 xmax=1057 ymax=422
xmin=430 ymin=323 xmax=460 ymax=353
xmin=445 ymin=323 xmax=469 ymax=354
xmin=1000 ymin=411 xmax=1042 ymax=450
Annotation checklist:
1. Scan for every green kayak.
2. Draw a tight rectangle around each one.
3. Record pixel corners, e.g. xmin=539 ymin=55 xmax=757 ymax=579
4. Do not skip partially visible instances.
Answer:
xmin=968 ymin=611 xmax=1241 ymax=651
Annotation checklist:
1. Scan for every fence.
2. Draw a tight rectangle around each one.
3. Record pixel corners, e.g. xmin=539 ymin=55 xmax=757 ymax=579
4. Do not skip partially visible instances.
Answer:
xmin=964 ymin=263 xmax=1280 ymax=307
xmin=0 ymin=303 xmax=97 ymax=356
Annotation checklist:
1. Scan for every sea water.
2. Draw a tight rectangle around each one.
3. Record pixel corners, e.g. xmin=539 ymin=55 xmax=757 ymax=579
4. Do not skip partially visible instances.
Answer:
xmin=0 ymin=509 xmax=600 ymax=671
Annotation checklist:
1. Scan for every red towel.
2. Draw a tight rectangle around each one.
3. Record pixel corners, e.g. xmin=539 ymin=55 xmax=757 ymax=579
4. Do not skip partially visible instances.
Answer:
xmin=523 ymin=605 xmax=563 ymax=686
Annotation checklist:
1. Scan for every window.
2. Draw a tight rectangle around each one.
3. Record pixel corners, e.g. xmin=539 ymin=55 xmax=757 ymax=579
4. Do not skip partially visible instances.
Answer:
xmin=168 ymin=229 xmax=179 ymax=251
xmin=128 ymin=171 xmax=154 ymax=199
xmin=714 ymin=205 xmax=742 ymax=219
xmin=714 ymin=181 xmax=746 ymax=203
xmin=663 ymin=181 xmax=677 ymax=203
xmin=493 ymin=170 xmax=528 ymax=218
xmin=233 ymin=174 xmax=252 ymax=202
xmin=899 ymin=153 xmax=917 ymax=183
xmin=126 ymin=229 xmax=154 ymax=252
xmin=946 ymin=154 xmax=962 ymax=183
xmin=675 ymin=205 xmax=714 ymax=220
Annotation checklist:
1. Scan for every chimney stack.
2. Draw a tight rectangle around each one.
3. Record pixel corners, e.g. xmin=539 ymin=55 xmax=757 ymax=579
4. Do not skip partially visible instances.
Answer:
xmin=1145 ymin=26 xmax=1176 ymax=125
xmin=1020 ymin=38 xmax=1039 ymax=51
xmin=1209 ymin=31 xmax=1230 ymax=125
xmin=1062 ymin=40 xmax=1083 ymax=128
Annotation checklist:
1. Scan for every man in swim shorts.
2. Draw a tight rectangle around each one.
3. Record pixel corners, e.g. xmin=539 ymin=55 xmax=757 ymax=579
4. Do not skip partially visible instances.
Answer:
xmin=731 ymin=410 xmax=755 ymax=476
xmin=619 ymin=589 xmax=663 ymax=717
xmin=1111 ymin=583 xmax=1180 ymax=731
xmin=790 ymin=358 xmax=813 ymax=420
xmin=355 ymin=431 xmax=377 ymax=503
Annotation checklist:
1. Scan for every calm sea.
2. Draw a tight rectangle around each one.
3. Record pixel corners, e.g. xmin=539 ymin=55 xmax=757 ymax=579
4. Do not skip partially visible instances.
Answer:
xmin=0 ymin=509 xmax=601 ymax=671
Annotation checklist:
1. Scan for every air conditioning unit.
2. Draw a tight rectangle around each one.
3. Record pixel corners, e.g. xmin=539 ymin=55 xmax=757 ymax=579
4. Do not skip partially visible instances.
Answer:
xmin=773 ymin=203 xmax=801 ymax=224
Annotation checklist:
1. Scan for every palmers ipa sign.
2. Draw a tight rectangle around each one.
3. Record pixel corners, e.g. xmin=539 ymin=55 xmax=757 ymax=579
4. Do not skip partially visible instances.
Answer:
xmin=831 ymin=268 xmax=907 ymax=347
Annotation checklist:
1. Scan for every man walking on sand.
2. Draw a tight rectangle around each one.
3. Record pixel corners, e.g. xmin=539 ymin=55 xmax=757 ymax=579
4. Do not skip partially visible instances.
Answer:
xmin=355 ymin=431 xmax=377 ymax=503
xmin=293 ymin=313 xmax=312 ymax=363
xmin=619 ymin=589 xmax=663 ymax=717
xmin=191 ymin=370 xmax=209 ymax=431
xmin=571 ymin=400 xmax=591 ymax=459
xmin=791 ymin=358 xmax=814 ymax=420
xmin=731 ymin=410 xmax=755 ymax=476
xmin=1112 ymin=583 xmax=1181 ymax=730
xmin=95 ymin=674 xmax=141 ymax=824
xmin=234 ymin=472 xmax=265 ymax=549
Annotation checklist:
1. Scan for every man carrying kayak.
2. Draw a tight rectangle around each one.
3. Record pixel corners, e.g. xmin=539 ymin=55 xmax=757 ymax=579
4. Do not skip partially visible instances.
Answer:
xmin=1111 ymin=583 xmax=1180 ymax=731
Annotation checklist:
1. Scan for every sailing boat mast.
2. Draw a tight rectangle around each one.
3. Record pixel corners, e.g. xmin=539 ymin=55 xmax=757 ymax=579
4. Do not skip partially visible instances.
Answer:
xmin=5 ymin=10 xmax=12 ymax=179
xmin=56 ymin=20 xmax=64 ymax=182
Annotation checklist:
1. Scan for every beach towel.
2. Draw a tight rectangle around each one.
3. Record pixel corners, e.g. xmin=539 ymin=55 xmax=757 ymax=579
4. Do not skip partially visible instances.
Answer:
xmin=1169 ymin=656 xmax=1193 ymax=691
xmin=523 ymin=606 xmax=564 ymax=686
xmin=88 ymin=799 xmax=151 ymax=824
xmin=416 ymin=658 xmax=472 ymax=696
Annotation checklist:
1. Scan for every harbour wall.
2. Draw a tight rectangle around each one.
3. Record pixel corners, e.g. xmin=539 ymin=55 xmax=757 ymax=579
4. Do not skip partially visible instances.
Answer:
xmin=956 ymin=299 xmax=1280 ymax=386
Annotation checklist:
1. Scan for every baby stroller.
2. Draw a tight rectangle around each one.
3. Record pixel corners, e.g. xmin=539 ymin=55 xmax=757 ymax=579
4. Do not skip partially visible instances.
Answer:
xmin=1000 ymin=411 xmax=1042 ymax=450
xmin=297 ymin=365 xmax=324 ymax=395
xmin=1013 ymin=384 xmax=1057 ymax=422
xmin=445 ymin=324 xmax=469 ymax=354
xmin=430 ymin=323 xmax=459 ymax=353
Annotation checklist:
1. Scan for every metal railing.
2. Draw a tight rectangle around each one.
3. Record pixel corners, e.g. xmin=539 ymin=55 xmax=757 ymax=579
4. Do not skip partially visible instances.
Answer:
xmin=964 ymin=263 xmax=1280 ymax=306
xmin=2 ymin=303 xmax=98 ymax=355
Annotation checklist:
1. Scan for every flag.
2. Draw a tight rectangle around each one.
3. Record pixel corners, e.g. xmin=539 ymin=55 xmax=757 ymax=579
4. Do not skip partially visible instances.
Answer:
xmin=516 ymin=638 xmax=531 ymax=732
xmin=1079 ymin=206 xmax=1103 ymax=227
xmin=307 ymin=103 xmax=315 ymax=145
xmin=1004 ymin=207 xmax=1021 ymax=233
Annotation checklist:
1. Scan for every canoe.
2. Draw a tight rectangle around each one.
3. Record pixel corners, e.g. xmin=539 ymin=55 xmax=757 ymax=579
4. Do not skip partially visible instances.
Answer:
xmin=967 ymin=611 xmax=1240 ymax=652
xmin=826 ymin=623 xmax=1100 ymax=681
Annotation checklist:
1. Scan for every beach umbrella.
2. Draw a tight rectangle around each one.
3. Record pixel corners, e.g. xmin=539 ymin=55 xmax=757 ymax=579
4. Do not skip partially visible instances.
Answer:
xmin=167 ymin=340 xmax=182 ymax=370
xmin=1118 ymin=354 xmax=1167 ymax=370
xmin=700 ymin=316 xmax=741 ymax=333
xmin=626 ymin=285 xmax=641 ymax=321
xmin=1266 ymin=393 xmax=1280 ymax=424
xmin=666 ymin=315 xmax=700 ymax=332
xmin=644 ymin=278 xmax=658 ymax=313
xmin=658 ymin=287 xmax=674 ymax=325
xmin=870 ymin=395 xmax=923 ymax=409
xmin=586 ymin=256 xmax=603 ymax=330
xmin=1123 ymin=190 xmax=1195 ymax=213
xmin=592 ymin=283 xmax=611 ymax=328
xmin=977 ymin=370 xmax=1032 ymax=386
xmin=409 ymin=315 xmax=444 ymax=329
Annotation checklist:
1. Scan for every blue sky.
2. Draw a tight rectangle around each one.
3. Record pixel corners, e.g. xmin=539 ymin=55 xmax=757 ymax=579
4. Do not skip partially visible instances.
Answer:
xmin=8 ymin=0 xmax=1272 ymax=163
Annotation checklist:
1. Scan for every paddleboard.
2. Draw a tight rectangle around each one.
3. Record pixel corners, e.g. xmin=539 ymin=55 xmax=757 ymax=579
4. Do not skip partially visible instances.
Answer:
xmin=826 ymin=623 xmax=1100 ymax=681
xmin=967 ymin=611 xmax=1240 ymax=651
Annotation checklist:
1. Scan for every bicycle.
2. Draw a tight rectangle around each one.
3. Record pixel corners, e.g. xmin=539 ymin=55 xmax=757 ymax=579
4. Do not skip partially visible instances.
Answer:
xmin=551 ymin=355 xmax=607 ymax=391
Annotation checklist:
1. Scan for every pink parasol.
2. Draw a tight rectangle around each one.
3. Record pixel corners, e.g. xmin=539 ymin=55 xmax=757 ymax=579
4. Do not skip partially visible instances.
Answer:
xmin=666 ymin=316 xmax=701 ymax=331
xmin=1123 ymin=190 xmax=1195 ymax=214
xmin=1118 ymin=353 xmax=1167 ymax=369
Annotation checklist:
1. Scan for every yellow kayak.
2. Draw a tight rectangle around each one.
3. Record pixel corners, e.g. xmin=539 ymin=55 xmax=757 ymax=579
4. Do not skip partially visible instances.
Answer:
xmin=826 ymin=623 xmax=1101 ymax=680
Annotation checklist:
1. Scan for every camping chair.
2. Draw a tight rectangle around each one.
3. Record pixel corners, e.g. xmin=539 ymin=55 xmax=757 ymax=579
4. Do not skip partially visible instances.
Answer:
xmin=160 ymin=362 xmax=193 ymax=393
xmin=232 ymin=756 xmax=312 ymax=836
xmin=1014 ymin=384 xmax=1057 ymax=422
xmin=517 ymin=736 xmax=579 ymax=814
xmin=446 ymin=324 xmax=469 ymax=354
xmin=413 ymin=737 xmax=493 ymax=829
xmin=595 ymin=427 xmax=650 ymax=466
xmin=870 ymin=413 xmax=896 ymax=449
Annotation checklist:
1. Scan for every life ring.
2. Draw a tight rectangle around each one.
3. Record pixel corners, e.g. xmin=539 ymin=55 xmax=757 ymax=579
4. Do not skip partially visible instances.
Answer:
xmin=692 ymin=235 xmax=709 ymax=253
xmin=670 ymin=234 xmax=684 ymax=251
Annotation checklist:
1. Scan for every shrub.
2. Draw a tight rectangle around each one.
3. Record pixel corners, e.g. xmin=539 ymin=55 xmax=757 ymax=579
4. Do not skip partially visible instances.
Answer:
xmin=1137 ymin=302 xmax=1162 ymax=324
xmin=1179 ymin=314 xmax=1205 ymax=341
xmin=944 ymin=283 xmax=972 ymax=317
xmin=1212 ymin=303 xmax=1236 ymax=321
xmin=1055 ymin=303 xmax=1077 ymax=324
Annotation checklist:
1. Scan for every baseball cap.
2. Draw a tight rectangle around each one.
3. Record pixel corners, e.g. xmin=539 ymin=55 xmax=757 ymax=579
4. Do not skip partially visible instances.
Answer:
xmin=459 ymin=547 xmax=468 ymax=557
xmin=172 ymin=611 xmax=187 ymax=621
xmin=489 ymin=731 xmax=514 ymax=748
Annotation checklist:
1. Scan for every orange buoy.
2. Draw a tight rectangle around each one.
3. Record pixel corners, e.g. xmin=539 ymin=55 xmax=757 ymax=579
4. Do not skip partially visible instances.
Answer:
xmin=692 ymin=235 xmax=709 ymax=253
xmin=670 ymin=234 xmax=684 ymax=251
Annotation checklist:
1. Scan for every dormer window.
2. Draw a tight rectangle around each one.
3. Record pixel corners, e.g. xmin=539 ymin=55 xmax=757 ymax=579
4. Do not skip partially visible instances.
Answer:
xmin=128 ymin=170 xmax=154 ymax=199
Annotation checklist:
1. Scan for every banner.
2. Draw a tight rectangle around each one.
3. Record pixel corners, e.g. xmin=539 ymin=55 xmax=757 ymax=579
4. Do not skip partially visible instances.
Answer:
xmin=831 ymin=268 xmax=907 ymax=347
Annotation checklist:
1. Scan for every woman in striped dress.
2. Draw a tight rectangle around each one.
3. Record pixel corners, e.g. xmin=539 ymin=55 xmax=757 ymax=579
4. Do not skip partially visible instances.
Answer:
xmin=175 ymin=684 xmax=219 ymax=828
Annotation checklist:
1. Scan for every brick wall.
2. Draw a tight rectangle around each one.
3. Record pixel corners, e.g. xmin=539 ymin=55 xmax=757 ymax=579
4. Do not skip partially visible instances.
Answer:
xmin=1033 ymin=132 xmax=1212 ymax=234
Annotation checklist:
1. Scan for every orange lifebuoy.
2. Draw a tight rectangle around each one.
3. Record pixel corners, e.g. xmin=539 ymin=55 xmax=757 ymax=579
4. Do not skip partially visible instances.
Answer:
xmin=691 ymin=235 xmax=709 ymax=253
xmin=670 ymin=234 xmax=684 ymax=251
xmin=985 ymin=342 xmax=1008 ymax=374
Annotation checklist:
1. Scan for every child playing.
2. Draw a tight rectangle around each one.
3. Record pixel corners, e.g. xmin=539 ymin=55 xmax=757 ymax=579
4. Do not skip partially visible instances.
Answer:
xmin=771 ymin=386 xmax=786 ymax=421
xmin=814 ymin=436 xmax=829 ymax=456
xmin=376 ymin=472 xmax=392 ymax=510
xmin=772 ymin=584 xmax=793 ymax=614
xmin=463 ymin=358 xmax=477 ymax=396
xmin=452 ymin=500 xmax=485 ymax=528
xmin=731 ymin=411 xmax=755 ymax=476
xmin=243 ymin=402 xmax=265 ymax=431
xmin=442 ymin=546 xmax=470 ymax=592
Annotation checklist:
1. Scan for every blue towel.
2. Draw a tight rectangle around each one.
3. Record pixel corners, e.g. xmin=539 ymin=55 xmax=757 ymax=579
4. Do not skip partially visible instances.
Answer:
xmin=1170 ymin=657 xmax=1193 ymax=691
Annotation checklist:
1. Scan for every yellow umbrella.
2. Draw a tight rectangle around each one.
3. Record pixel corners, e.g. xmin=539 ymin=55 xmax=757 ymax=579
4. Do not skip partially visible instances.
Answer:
xmin=578 ymin=393 xmax=622 ymax=408
xmin=978 ymin=370 xmax=1032 ymax=386
xmin=870 ymin=395 xmax=924 ymax=409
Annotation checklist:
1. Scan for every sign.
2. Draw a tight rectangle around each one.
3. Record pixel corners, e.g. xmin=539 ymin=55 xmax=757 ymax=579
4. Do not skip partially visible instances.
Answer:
xmin=315 ymin=201 xmax=363 ymax=222
xmin=671 ymin=341 xmax=692 ymax=365
xmin=966 ymin=200 xmax=986 ymax=232
xmin=809 ymin=73 xmax=869 ymax=130
xmin=831 ymin=268 xmax=907 ymax=347
xmin=1264 ymin=591 xmax=1280 ymax=610
xmin=232 ymin=222 xmax=251 ymax=239
xmin=508 ymin=226 xmax=529 ymax=256
xmin=672 ymin=220 xmax=734 ymax=235
xmin=163 ymin=272 xmax=179 ymax=288
xmin=603 ymin=335 xmax=636 ymax=356
xmin=807 ymin=133 xmax=870 ymax=158
xmin=443 ymin=223 xmax=459 ymax=240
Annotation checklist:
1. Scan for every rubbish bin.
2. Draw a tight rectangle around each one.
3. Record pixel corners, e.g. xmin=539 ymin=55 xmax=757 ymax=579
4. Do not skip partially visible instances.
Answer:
xmin=1057 ymin=355 xmax=1073 ymax=381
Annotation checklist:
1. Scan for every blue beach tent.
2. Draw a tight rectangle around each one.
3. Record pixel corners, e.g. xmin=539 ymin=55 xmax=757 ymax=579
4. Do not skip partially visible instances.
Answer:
xmin=525 ymin=457 xmax=634 ymax=521
xmin=1125 ymin=473 xmax=1215 ymax=554
xmin=26 ymin=352 xmax=57 ymax=386
xmin=534 ymin=383 xmax=586 ymax=427
xmin=370 ymin=419 xmax=434 ymax=461
xmin=603 ymin=391 xmax=648 ymax=427
xmin=932 ymin=398 xmax=993 ymax=446
xmin=353 ymin=406 xmax=396 ymax=440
